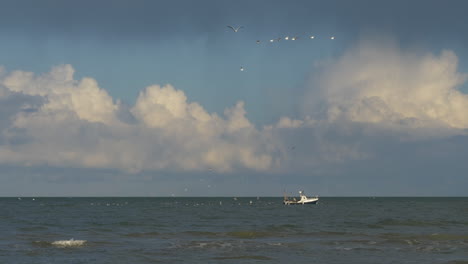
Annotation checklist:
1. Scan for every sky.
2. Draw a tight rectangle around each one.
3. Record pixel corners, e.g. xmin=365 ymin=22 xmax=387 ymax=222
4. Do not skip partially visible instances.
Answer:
xmin=1 ymin=0 xmax=468 ymax=196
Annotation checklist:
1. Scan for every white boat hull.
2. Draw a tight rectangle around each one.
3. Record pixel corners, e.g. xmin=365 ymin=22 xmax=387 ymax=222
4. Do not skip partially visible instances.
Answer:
xmin=283 ymin=197 xmax=319 ymax=205
xmin=283 ymin=191 xmax=319 ymax=205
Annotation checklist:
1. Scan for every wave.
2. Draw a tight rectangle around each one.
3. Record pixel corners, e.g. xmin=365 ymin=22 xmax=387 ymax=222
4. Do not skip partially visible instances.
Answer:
xmin=213 ymin=255 xmax=273 ymax=260
xmin=51 ymin=239 xmax=87 ymax=248
xmin=264 ymin=224 xmax=301 ymax=232
xmin=169 ymin=240 xmax=235 ymax=250
xmin=380 ymin=233 xmax=468 ymax=242
xmin=374 ymin=218 xmax=468 ymax=227
xmin=161 ymin=230 xmax=350 ymax=240
xmin=118 ymin=221 xmax=139 ymax=226
xmin=33 ymin=239 xmax=87 ymax=248
xmin=226 ymin=231 xmax=274 ymax=239
xmin=124 ymin=232 xmax=160 ymax=238
xmin=18 ymin=226 xmax=48 ymax=231
xmin=183 ymin=231 xmax=219 ymax=237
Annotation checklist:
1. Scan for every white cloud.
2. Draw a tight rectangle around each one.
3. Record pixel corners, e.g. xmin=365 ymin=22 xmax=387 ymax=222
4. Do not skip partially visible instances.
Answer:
xmin=307 ymin=40 xmax=468 ymax=130
xmin=0 ymin=65 xmax=278 ymax=173
xmin=1 ymin=40 xmax=468 ymax=178
xmin=271 ymin=40 xmax=468 ymax=172
xmin=276 ymin=117 xmax=304 ymax=129
xmin=3 ymin=65 xmax=118 ymax=124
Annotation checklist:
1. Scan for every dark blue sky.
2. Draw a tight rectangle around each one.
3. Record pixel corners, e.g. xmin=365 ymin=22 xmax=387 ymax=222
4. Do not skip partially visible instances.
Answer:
xmin=1 ymin=0 xmax=468 ymax=123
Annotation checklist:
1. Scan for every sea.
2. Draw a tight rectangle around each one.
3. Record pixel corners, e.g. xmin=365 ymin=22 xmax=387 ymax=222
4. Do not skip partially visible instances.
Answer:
xmin=1 ymin=197 xmax=467 ymax=264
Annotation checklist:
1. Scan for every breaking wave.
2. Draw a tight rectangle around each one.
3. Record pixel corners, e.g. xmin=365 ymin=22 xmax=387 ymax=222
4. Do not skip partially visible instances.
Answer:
xmin=33 ymin=239 xmax=87 ymax=248
xmin=51 ymin=239 xmax=87 ymax=248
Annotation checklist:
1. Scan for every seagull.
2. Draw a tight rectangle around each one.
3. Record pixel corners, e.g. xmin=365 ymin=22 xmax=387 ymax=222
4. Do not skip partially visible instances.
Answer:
xmin=330 ymin=36 xmax=335 ymax=40
xmin=310 ymin=36 xmax=315 ymax=39
xmin=285 ymin=36 xmax=289 ymax=40
xmin=270 ymin=39 xmax=274 ymax=42
xmin=291 ymin=36 xmax=299 ymax=40
xmin=240 ymin=66 xmax=244 ymax=72
xmin=256 ymin=40 xmax=261 ymax=44
xmin=227 ymin=25 xmax=243 ymax=32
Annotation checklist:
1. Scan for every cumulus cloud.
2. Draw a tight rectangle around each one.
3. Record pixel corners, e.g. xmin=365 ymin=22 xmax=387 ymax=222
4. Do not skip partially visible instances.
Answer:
xmin=1 ymin=40 xmax=468 ymax=178
xmin=3 ymin=65 xmax=118 ymax=124
xmin=272 ymin=39 xmax=468 ymax=173
xmin=0 ymin=65 xmax=278 ymax=173
xmin=306 ymin=40 xmax=468 ymax=131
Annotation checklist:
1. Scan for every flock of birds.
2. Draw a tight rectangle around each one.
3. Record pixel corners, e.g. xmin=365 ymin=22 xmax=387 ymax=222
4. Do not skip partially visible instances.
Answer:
xmin=256 ymin=34 xmax=335 ymax=43
xmin=227 ymin=25 xmax=335 ymax=71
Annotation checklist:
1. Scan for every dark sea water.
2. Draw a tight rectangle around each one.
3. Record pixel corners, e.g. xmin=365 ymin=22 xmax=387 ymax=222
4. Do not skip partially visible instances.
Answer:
xmin=1 ymin=197 xmax=468 ymax=264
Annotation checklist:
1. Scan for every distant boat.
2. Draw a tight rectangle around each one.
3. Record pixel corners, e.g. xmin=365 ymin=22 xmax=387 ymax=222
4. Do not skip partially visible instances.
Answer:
xmin=283 ymin=191 xmax=319 ymax=205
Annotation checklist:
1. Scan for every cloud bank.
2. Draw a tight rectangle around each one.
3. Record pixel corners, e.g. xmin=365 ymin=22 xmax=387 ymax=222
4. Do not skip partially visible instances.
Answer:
xmin=1 ymin=39 xmax=468 ymax=179
xmin=0 ymin=65 xmax=277 ymax=173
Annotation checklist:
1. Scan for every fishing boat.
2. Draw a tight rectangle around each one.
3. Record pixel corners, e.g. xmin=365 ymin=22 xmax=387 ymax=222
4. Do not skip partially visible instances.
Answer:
xmin=283 ymin=191 xmax=319 ymax=205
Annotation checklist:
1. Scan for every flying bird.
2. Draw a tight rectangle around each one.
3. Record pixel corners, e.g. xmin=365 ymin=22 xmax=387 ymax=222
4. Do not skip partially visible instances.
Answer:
xmin=285 ymin=36 xmax=289 ymax=40
xmin=310 ymin=36 xmax=315 ymax=39
xmin=256 ymin=40 xmax=261 ymax=44
xmin=330 ymin=36 xmax=335 ymax=40
xmin=227 ymin=25 xmax=243 ymax=32
xmin=240 ymin=66 xmax=244 ymax=72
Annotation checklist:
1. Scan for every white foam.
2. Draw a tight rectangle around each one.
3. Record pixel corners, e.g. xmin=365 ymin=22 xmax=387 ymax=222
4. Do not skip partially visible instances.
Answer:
xmin=51 ymin=239 xmax=86 ymax=248
xmin=268 ymin=242 xmax=282 ymax=246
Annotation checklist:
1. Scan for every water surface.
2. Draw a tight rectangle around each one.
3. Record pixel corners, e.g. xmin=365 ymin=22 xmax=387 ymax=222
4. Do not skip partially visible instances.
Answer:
xmin=2 ymin=197 xmax=468 ymax=263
